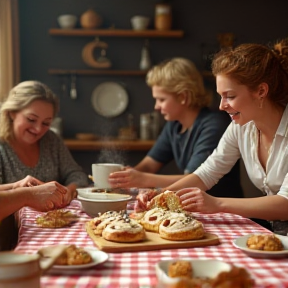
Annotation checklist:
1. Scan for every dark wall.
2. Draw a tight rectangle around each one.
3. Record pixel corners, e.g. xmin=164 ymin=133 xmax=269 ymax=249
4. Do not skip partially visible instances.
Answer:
xmin=18 ymin=1 xmax=288 ymax=192
xmin=18 ymin=0 xmax=288 ymax=138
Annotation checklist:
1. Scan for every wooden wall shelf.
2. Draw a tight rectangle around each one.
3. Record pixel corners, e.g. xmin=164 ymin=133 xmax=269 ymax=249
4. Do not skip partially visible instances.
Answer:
xmin=48 ymin=69 xmax=146 ymax=76
xmin=49 ymin=28 xmax=184 ymax=38
xmin=49 ymin=69 xmax=213 ymax=78
xmin=64 ymin=139 xmax=155 ymax=151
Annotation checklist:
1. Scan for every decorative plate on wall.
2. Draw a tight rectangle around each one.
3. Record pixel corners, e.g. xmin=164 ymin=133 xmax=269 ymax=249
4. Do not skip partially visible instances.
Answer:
xmin=91 ymin=82 xmax=128 ymax=117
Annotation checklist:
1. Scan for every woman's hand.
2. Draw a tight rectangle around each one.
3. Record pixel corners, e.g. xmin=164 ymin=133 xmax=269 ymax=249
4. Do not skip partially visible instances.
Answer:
xmin=13 ymin=175 xmax=44 ymax=189
xmin=176 ymin=187 xmax=220 ymax=213
xmin=135 ymin=188 xmax=161 ymax=212
xmin=29 ymin=181 xmax=68 ymax=211
xmin=63 ymin=183 xmax=78 ymax=205
xmin=108 ymin=167 xmax=145 ymax=188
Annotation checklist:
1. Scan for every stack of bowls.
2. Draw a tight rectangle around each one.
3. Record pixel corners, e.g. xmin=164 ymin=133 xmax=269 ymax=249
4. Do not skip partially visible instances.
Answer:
xmin=77 ymin=188 xmax=132 ymax=218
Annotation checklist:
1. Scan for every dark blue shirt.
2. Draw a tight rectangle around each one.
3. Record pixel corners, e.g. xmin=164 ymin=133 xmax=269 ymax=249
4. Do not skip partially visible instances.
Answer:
xmin=148 ymin=107 xmax=243 ymax=198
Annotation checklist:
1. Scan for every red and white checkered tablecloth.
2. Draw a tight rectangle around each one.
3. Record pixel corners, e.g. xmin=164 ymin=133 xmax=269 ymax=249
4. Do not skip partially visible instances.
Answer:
xmin=15 ymin=200 xmax=288 ymax=288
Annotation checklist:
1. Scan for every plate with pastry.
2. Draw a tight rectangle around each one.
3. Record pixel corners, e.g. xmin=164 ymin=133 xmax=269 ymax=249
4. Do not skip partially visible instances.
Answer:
xmin=35 ymin=209 xmax=79 ymax=228
xmin=233 ymin=233 xmax=288 ymax=258
xmin=51 ymin=245 xmax=108 ymax=270
xmin=156 ymin=258 xmax=255 ymax=288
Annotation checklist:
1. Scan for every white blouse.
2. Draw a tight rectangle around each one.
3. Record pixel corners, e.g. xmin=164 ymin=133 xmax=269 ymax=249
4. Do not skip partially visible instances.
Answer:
xmin=194 ymin=105 xmax=288 ymax=199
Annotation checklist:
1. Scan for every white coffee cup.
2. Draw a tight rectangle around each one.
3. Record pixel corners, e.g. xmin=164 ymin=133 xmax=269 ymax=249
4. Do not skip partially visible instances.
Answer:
xmin=92 ymin=163 xmax=124 ymax=188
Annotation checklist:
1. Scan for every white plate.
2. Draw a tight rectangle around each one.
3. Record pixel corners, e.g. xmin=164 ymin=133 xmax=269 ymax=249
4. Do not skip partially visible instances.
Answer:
xmin=51 ymin=247 xmax=108 ymax=270
xmin=156 ymin=258 xmax=232 ymax=287
xmin=91 ymin=82 xmax=128 ymax=117
xmin=233 ymin=233 xmax=288 ymax=258
xmin=77 ymin=187 xmax=132 ymax=201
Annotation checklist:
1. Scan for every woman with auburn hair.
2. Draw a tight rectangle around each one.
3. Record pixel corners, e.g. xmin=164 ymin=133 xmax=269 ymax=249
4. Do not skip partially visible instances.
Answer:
xmin=137 ymin=39 xmax=288 ymax=234
xmin=109 ymin=57 xmax=243 ymax=199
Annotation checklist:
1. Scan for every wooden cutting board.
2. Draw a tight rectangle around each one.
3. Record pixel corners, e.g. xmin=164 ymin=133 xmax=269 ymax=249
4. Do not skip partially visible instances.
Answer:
xmin=85 ymin=222 xmax=220 ymax=253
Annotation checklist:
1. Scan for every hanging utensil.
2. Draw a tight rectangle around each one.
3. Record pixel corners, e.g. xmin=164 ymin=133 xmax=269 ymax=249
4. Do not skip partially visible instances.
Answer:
xmin=70 ymin=74 xmax=77 ymax=100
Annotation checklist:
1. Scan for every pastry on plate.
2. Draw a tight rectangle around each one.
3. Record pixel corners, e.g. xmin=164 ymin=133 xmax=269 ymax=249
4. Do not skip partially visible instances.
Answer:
xmin=246 ymin=234 xmax=283 ymax=251
xmin=35 ymin=209 xmax=78 ymax=228
xmin=55 ymin=245 xmax=92 ymax=265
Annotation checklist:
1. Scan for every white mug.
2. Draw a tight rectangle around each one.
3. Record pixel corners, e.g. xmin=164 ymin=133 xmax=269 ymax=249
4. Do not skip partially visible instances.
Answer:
xmin=92 ymin=163 xmax=124 ymax=189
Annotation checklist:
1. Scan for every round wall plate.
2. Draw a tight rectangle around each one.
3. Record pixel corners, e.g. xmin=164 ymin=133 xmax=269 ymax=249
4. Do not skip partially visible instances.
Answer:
xmin=91 ymin=82 xmax=128 ymax=117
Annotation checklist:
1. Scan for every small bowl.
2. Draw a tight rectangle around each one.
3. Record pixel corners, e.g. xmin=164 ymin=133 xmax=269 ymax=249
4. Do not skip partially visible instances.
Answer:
xmin=77 ymin=194 xmax=132 ymax=218
xmin=57 ymin=14 xmax=78 ymax=29
xmin=131 ymin=16 xmax=150 ymax=30
xmin=156 ymin=259 xmax=232 ymax=288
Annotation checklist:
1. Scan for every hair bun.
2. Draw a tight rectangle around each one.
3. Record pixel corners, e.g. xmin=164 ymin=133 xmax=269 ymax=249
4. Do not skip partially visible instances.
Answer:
xmin=273 ymin=39 xmax=288 ymax=75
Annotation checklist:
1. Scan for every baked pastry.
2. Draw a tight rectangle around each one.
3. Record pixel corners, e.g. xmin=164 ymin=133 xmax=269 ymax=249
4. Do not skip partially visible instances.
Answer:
xmin=88 ymin=211 xmax=124 ymax=236
xmin=159 ymin=214 xmax=204 ymax=241
xmin=102 ymin=217 xmax=146 ymax=243
xmin=168 ymin=260 xmax=193 ymax=278
xmin=55 ymin=245 xmax=92 ymax=265
xmin=36 ymin=209 xmax=78 ymax=228
xmin=148 ymin=190 xmax=182 ymax=212
xmin=212 ymin=265 xmax=255 ymax=288
xmin=246 ymin=234 xmax=283 ymax=251
xmin=140 ymin=207 xmax=171 ymax=233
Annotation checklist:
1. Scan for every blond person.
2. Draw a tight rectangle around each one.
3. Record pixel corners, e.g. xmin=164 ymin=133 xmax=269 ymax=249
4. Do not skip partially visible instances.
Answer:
xmin=137 ymin=39 xmax=288 ymax=234
xmin=0 ymin=80 xmax=88 ymax=250
xmin=109 ymin=58 xmax=243 ymax=198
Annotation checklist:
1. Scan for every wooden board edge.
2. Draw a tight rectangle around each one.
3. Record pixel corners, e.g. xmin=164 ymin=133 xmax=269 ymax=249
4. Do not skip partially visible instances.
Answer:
xmin=85 ymin=222 xmax=220 ymax=253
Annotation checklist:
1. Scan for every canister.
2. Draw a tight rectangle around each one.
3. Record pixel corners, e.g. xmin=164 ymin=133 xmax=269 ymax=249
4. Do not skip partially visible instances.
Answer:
xmin=140 ymin=113 xmax=151 ymax=140
xmin=154 ymin=4 xmax=172 ymax=31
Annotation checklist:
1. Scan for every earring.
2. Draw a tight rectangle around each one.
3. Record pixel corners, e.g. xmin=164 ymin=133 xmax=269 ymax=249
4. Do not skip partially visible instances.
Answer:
xmin=181 ymin=100 xmax=185 ymax=105
xmin=259 ymin=96 xmax=264 ymax=109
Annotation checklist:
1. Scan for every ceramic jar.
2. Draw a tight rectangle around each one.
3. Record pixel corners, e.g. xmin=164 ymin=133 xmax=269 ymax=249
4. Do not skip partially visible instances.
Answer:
xmin=80 ymin=9 xmax=102 ymax=29
xmin=155 ymin=4 xmax=172 ymax=30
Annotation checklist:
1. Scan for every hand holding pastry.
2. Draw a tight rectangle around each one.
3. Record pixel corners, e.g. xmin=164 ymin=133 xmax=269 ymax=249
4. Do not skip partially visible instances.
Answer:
xmin=29 ymin=181 xmax=68 ymax=211
xmin=176 ymin=187 xmax=219 ymax=213
xmin=135 ymin=188 xmax=161 ymax=212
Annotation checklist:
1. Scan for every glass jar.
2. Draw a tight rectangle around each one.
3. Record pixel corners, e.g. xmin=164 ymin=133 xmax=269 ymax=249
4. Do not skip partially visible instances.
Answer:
xmin=155 ymin=4 xmax=172 ymax=31
xmin=140 ymin=113 xmax=151 ymax=140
